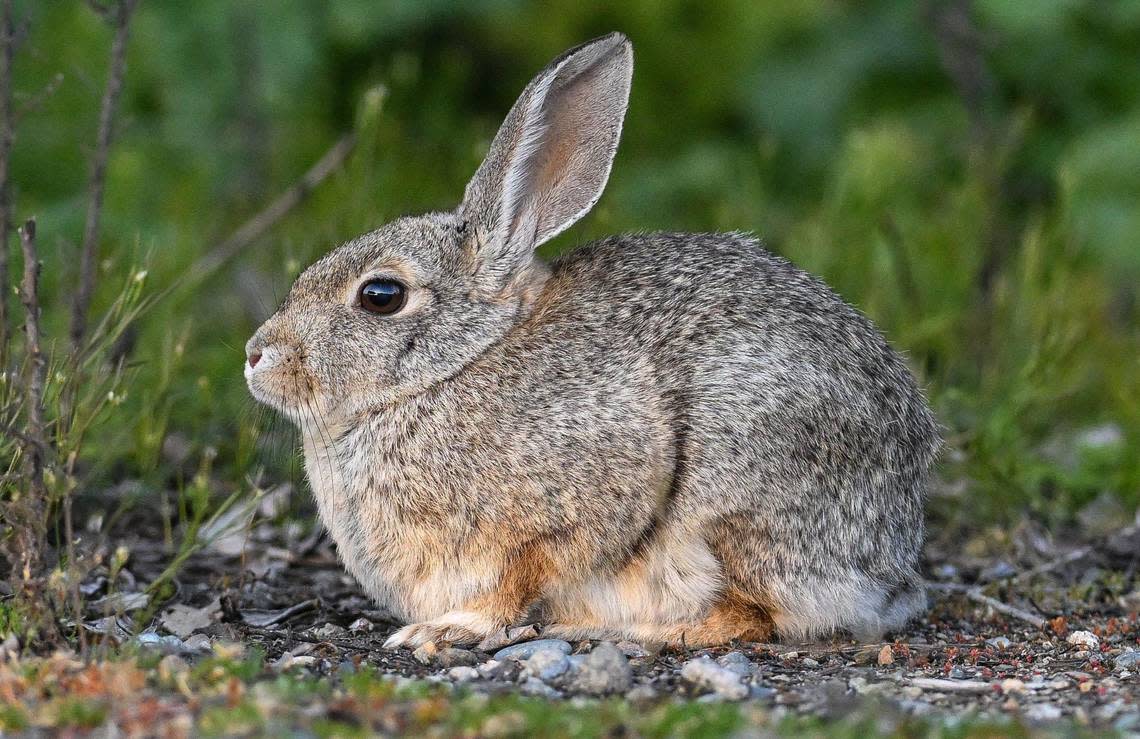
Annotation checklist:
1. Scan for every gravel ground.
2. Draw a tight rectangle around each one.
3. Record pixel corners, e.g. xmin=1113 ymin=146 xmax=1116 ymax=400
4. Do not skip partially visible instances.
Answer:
xmin=79 ymin=510 xmax=1140 ymax=733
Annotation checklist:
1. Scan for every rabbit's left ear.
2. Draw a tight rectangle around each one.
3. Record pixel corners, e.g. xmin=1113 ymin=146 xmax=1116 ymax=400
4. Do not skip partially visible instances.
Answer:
xmin=460 ymin=33 xmax=633 ymax=282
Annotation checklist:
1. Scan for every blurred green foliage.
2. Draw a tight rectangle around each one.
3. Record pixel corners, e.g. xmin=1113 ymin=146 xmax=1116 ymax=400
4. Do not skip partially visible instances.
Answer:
xmin=9 ymin=0 xmax=1140 ymax=523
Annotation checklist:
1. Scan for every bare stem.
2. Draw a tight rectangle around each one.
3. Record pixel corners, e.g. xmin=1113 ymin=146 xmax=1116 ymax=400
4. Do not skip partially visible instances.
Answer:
xmin=927 ymin=582 xmax=1045 ymax=629
xmin=71 ymin=0 xmax=139 ymax=349
xmin=17 ymin=218 xmax=47 ymax=582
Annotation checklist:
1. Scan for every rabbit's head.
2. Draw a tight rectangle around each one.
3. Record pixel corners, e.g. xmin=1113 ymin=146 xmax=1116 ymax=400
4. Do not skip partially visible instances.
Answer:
xmin=246 ymin=33 xmax=632 ymax=424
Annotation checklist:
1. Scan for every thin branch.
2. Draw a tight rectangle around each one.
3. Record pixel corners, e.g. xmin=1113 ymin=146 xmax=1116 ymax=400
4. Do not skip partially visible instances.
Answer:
xmin=188 ymin=132 xmax=357 ymax=281
xmin=927 ymin=582 xmax=1045 ymax=629
xmin=0 ymin=0 xmax=15 ymax=361
xmin=1010 ymin=546 xmax=1094 ymax=585
xmin=71 ymin=0 xmax=139 ymax=349
xmin=17 ymin=218 xmax=46 ymax=581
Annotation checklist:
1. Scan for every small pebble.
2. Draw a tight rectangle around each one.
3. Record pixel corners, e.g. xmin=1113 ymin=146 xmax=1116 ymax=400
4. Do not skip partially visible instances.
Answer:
xmin=519 ymin=677 xmax=562 ymax=698
xmin=979 ymin=560 xmax=1017 ymax=581
xmin=311 ymin=623 xmax=347 ymax=640
xmin=1112 ymin=651 xmax=1140 ymax=671
xmin=348 ymin=618 xmax=373 ymax=634
xmin=524 ymin=649 xmax=571 ymax=682
xmin=477 ymin=659 xmax=521 ymax=682
xmin=615 ymin=640 xmax=649 ymax=658
xmin=681 ymin=657 xmax=749 ymax=701
xmin=494 ymin=639 xmax=572 ymax=662
xmin=182 ymin=634 xmax=212 ymax=654
xmin=1001 ymin=678 xmax=1026 ymax=694
xmin=933 ymin=563 xmax=959 ymax=580
xmin=437 ymin=647 xmax=478 ymax=668
xmin=448 ymin=666 xmax=480 ymax=682
xmin=562 ymin=642 xmax=632 ymax=695
xmin=749 ymin=685 xmax=777 ymax=700
xmin=1025 ymin=703 xmax=1063 ymax=722
xmin=717 ymin=651 xmax=757 ymax=676
xmin=1067 ymin=630 xmax=1099 ymax=650
xmin=625 ymin=685 xmax=658 ymax=702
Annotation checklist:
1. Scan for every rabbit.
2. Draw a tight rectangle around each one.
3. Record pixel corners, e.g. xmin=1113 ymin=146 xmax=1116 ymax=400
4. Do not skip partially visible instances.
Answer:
xmin=244 ymin=32 xmax=941 ymax=649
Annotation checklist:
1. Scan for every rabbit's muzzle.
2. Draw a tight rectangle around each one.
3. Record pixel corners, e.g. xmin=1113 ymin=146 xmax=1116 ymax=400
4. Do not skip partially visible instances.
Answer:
xmin=245 ymin=326 xmax=315 ymax=418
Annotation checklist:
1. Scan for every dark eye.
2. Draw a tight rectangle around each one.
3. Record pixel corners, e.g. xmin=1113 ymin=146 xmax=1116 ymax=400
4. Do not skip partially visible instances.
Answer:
xmin=359 ymin=280 xmax=406 ymax=315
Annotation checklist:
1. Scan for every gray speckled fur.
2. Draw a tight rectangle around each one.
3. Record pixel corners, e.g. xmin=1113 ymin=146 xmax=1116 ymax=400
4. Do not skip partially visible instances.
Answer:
xmin=245 ymin=33 xmax=940 ymax=647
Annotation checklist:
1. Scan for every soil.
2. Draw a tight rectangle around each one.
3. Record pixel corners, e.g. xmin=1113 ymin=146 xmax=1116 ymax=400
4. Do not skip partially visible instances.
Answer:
xmin=89 ymin=510 xmax=1140 ymax=731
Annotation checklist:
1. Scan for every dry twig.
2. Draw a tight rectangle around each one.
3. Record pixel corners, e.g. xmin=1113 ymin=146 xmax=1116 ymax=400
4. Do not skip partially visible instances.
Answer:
xmin=16 ymin=218 xmax=47 ymax=581
xmin=188 ymin=132 xmax=357 ymax=281
xmin=927 ymin=582 xmax=1045 ymax=629
xmin=71 ymin=0 xmax=139 ymax=348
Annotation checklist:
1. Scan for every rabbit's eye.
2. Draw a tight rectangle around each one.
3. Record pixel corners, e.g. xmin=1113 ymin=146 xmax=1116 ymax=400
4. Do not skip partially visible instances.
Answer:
xmin=359 ymin=280 xmax=406 ymax=315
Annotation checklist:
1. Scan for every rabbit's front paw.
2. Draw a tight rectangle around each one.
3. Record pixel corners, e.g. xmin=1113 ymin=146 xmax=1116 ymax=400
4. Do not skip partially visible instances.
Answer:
xmin=382 ymin=610 xmax=498 ymax=649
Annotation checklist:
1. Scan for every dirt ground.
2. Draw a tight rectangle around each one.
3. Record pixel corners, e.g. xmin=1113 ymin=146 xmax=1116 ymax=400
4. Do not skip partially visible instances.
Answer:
xmin=58 ymin=505 xmax=1136 ymax=734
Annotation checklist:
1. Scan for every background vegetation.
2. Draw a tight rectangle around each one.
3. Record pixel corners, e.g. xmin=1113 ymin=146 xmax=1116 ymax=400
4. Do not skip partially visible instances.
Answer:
xmin=3 ymin=0 xmax=1139 ymax=628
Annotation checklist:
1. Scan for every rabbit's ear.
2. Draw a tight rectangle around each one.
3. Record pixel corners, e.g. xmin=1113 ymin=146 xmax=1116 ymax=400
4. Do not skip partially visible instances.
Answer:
xmin=460 ymin=33 xmax=632 ymax=281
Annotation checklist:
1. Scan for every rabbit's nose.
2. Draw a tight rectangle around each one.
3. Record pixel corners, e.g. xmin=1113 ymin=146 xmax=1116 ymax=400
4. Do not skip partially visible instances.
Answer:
xmin=248 ymin=352 xmax=262 ymax=368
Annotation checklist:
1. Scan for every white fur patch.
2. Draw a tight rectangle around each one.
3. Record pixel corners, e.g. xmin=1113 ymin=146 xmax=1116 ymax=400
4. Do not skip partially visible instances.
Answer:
xmin=547 ymin=530 xmax=722 ymax=626
xmin=767 ymin=570 xmax=924 ymax=642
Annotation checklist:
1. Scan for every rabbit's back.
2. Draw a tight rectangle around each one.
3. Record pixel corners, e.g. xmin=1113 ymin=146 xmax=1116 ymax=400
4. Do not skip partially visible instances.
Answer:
xmin=534 ymin=232 xmax=939 ymax=636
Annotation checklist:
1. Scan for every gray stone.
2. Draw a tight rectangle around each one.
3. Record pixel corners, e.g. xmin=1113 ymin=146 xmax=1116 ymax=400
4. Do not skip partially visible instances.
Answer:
xmin=932 ymin=563 xmax=959 ymax=580
xmin=437 ymin=648 xmax=478 ymax=668
xmin=477 ymin=659 xmax=522 ymax=682
xmin=1114 ymin=712 xmax=1140 ymax=732
xmin=1024 ymin=703 xmax=1063 ymax=723
xmin=524 ymin=649 xmax=571 ymax=682
xmin=448 ymin=666 xmax=480 ymax=682
xmin=519 ymin=677 xmax=563 ymax=698
xmin=563 ymin=642 xmax=632 ymax=695
xmin=134 ymin=632 xmax=185 ymax=655
xmin=749 ymin=685 xmax=777 ymax=700
xmin=1113 ymin=650 xmax=1140 ymax=671
xmin=311 ymin=622 xmax=347 ymax=640
xmin=681 ymin=657 xmax=749 ymax=701
xmin=717 ymin=651 xmax=758 ymax=677
xmin=625 ymin=685 xmax=658 ymax=702
xmin=615 ymin=640 xmax=649 ymax=658
xmin=493 ymin=639 xmax=572 ymax=662
xmin=979 ymin=560 xmax=1016 ymax=582
xmin=1066 ymin=630 xmax=1099 ymax=650
xmin=348 ymin=617 xmax=373 ymax=633
xmin=182 ymin=634 xmax=212 ymax=654
xmin=898 ymin=699 xmax=934 ymax=716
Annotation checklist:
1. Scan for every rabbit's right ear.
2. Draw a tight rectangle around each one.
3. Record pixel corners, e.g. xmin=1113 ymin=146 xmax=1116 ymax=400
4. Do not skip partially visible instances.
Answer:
xmin=460 ymin=33 xmax=633 ymax=286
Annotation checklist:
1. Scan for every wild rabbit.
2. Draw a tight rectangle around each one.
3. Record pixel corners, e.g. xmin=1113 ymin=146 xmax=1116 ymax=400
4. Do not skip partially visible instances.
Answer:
xmin=245 ymin=33 xmax=940 ymax=648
